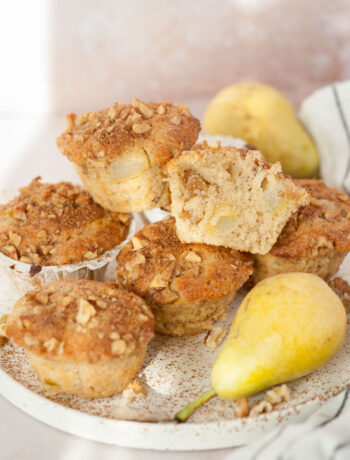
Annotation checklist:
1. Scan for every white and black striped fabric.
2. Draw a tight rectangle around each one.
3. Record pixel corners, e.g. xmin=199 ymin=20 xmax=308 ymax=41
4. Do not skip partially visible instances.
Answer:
xmin=300 ymin=80 xmax=350 ymax=194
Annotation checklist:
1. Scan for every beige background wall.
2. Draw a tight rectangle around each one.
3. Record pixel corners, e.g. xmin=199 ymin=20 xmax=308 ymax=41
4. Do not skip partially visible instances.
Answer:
xmin=1 ymin=0 xmax=350 ymax=115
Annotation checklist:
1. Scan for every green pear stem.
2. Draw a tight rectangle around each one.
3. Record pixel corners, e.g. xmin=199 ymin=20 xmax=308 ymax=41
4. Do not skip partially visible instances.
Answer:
xmin=175 ymin=388 xmax=217 ymax=423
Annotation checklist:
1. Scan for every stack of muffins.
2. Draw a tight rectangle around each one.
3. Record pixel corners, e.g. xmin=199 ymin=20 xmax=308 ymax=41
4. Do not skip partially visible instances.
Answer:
xmin=2 ymin=98 xmax=350 ymax=399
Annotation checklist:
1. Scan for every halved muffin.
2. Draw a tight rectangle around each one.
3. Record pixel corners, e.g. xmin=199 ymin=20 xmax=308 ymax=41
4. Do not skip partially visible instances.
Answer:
xmin=6 ymin=278 xmax=154 ymax=398
xmin=163 ymin=142 xmax=309 ymax=254
xmin=0 ymin=178 xmax=132 ymax=309
xmin=252 ymin=179 xmax=350 ymax=283
xmin=116 ymin=218 xmax=253 ymax=336
xmin=56 ymin=99 xmax=200 ymax=212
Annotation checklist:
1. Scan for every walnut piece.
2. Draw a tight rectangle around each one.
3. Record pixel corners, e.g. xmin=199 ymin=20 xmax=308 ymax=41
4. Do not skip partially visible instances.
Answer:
xmin=204 ymin=326 xmax=226 ymax=349
xmin=185 ymin=250 xmax=202 ymax=263
xmin=43 ymin=338 xmax=58 ymax=352
xmin=267 ymin=384 xmax=291 ymax=405
xmin=75 ymin=299 xmax=96 ymax=325
xmin=111 ymin=339 xmax=127 ymax=355
xmin=235 ymin=397 xmax=250 ymax=418
xmin=122 ymin=379 xmax=146 ymax=400
xmin=132 ymin=123 xmax=151 ymax=134
xmin=84 ymin=251 xmax=97 ymax=260
xmin=329 ymin=277 xmax=350 ymax=310
xmin=131 ymin=236 xmax=144 ymax=250
xmin=132 ymin=99 xmax=153 ymax=119
xmin=149 ymin=274 xmax=168 ymax=289
xmin=250 ymin=400 xmax=273 ymax=417
xmin=157 ymin=105 xmax=166 ymax=115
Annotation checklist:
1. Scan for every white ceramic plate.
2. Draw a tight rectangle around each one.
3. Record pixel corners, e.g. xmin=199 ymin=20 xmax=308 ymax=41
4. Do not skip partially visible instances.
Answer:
xmin=1 ymin=253 xmax=350 ymax=450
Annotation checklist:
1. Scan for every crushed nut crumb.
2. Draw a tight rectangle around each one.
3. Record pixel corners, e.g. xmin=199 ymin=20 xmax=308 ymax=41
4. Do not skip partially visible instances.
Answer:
xmin=235 ymin=397 xmax=250 ymax=418
xmin=250 ymin=400 xmax=273 ymax=417
xmin=132 ymin=122 xmax=151 ymax=134
xmin=75 ymin=298 xmax=96 ymax=325
xmin=204 ymin=326 xmax=226 ymax=349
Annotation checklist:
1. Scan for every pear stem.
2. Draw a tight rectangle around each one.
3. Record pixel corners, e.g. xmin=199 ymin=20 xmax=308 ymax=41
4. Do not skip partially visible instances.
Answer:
xmin=175 ymin=388 xmax=217 ymax=423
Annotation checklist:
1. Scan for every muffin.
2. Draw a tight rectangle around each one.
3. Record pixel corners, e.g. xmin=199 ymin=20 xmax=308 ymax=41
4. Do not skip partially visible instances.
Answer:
xmin=116 ymin=218 xmax=253 ymax=336
xmin=6 ymin=278 xmax=154 ymax=398
xmin=163 ymin=142 xmax=309 ymax=254
xmin=0 ymin=178 xmax=132 ymax=310
xmin=252 ymin=179 xmax=350 ymax=283
xmin=56 ymin=99 xmax=200 ymax=212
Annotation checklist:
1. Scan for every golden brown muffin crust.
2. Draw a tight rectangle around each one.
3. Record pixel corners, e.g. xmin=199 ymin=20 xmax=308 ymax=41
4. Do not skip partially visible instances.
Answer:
xmin=6 ymin=279 xmax=154 ymax=363
xmin=57 ymin=99 xmax=200 ymax=165
xmin=0 ymin=177 xmax=130 ymax=265
xmin=271 ymin=179 xmax=350 ymax=258
xmin=116 ymin=218 xmax=253 ymax=304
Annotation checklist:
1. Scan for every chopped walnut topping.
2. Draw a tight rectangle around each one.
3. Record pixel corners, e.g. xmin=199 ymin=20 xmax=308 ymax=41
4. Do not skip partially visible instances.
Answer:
xmin=149 ymin=274 xmax=168 ymax=289
xmin=250 ymin=400 xmax=273 ymax=417
xmin=84 ymin=251 xmax=97 ymax=260
xmin=0 ymin=178 xmax=130 ymax=266
xmin=20 ymin=256 xmax=32 ymax=264
xmin=9 ymin=231 xmax=21 ymax=247
xmin=109 ymin=331 xmax=120 ymax=340
xmin=75 ymin=299 xmax=96 ymax=325
xmin=61 ymin=296 xmax=73 ymax=307
xmin=204 ymin=326 xmax=226 ymax=349
xmin=157 ymin=105 xmax=166 ymax=115
xmin=43 ymin=337 xmax=58 ymax=352
xmin=111 ymin=338 xmax=126 ymax=355
xmin=24 ymin=333 xmax=38 ymax=346
xmin=329 ymin=277 xmax=350 ymax=310
xmin=171 ymin=114 xmax=181 ymax=125
xmin=131 ymin=236 xmax=144 ymax=250
xmin=122 ymin=379 xmax=146 ymax=400
xmin=35 ymin=292 xmax=49 ymax=304
xmin=96 ymin=299 xmax=108 ymax=309
xmin=132 ymin=99 xmax=153 ymax=119
xmin=13 ymin=206 xmax=27 ymax=220
xmin=235 ymin=398 xmax=250 ymax=418
xmin=132 ymin=122 xmax=151 ymax=134
xmin=185 ymin=251 xmax=202 ymax=263
xmin=267 ymin=384 xmax=291 ymax=405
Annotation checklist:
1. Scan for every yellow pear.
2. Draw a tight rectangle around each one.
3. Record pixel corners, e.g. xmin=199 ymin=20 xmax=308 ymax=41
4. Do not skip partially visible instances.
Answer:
xmin=211 ymin=273 xmax=347 ymax=400
xmin=204 ymin=82 xmax=319 ymax=178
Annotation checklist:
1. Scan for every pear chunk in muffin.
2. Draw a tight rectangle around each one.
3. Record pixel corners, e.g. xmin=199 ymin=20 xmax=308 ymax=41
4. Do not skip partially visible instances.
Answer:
xmin=164 ymin=142 xmax=309 ymax=255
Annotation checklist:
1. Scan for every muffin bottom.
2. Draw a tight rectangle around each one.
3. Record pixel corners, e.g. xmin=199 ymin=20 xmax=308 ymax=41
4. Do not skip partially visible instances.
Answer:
xmin=75 ymin=163 xmax=170 ymax=213
xmin=252 ymin=251 xmax=346 ymax=285
xmin=151 ymin=292 xmax=236 ymax=336
xmin=27 ymin=347 xmax=147 ymax=398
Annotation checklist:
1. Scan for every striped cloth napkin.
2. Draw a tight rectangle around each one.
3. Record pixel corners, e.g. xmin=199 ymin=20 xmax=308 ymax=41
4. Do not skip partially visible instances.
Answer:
xmin=225 ymin=81 xmax=350 ymax=460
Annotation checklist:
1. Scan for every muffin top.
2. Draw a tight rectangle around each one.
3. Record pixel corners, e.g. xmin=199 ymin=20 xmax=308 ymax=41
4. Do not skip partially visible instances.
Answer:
xmin=0 ymin=178 xmax=130 ymax=266
xmin=116 ymin=218 xmax=254 ymax=304
xmin=56 ymin=99 xmax=200 ymax=165
xmin=271 ymin=179 xmax=350 ymax=258
xmin=6 ymin=278 xmax=154 ymax=363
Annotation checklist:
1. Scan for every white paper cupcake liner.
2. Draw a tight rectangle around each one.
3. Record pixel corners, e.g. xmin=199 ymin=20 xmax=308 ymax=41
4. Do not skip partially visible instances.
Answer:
xmin=0 ymin=189 xmax=136 ymax=313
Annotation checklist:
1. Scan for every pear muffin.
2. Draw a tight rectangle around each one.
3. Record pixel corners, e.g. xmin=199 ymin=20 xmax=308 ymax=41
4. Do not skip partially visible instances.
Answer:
xmin=56 ymin=99 xmax=200 ymax=212
xmin=163 ymin=142 xmax=309 ymax=255
xmin=252 ymin=179 xmax=350 ymax=284
xmin=0 ymin=177 xmax=131 ymax=266
xmin=116 ymin=218 xmax=253 ymax=336
xmin=5 ymin=278 xmax=154 ymax=398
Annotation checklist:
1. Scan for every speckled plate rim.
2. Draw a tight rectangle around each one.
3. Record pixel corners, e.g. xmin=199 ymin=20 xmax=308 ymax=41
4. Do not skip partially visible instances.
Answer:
xmin=0 ymin=365 xmax=348 ymax=451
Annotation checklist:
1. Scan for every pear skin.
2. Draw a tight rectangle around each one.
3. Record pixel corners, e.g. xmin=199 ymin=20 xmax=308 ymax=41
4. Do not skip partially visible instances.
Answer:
xmin=211 ymin=273 xmax=347 ymax=400
xmin=204 ymin=82 xmax=319 ymax=178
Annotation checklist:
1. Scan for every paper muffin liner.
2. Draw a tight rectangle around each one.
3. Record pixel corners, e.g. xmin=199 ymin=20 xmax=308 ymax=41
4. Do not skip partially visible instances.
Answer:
xmin=0 ymin=189 xmax=136 ymax=313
